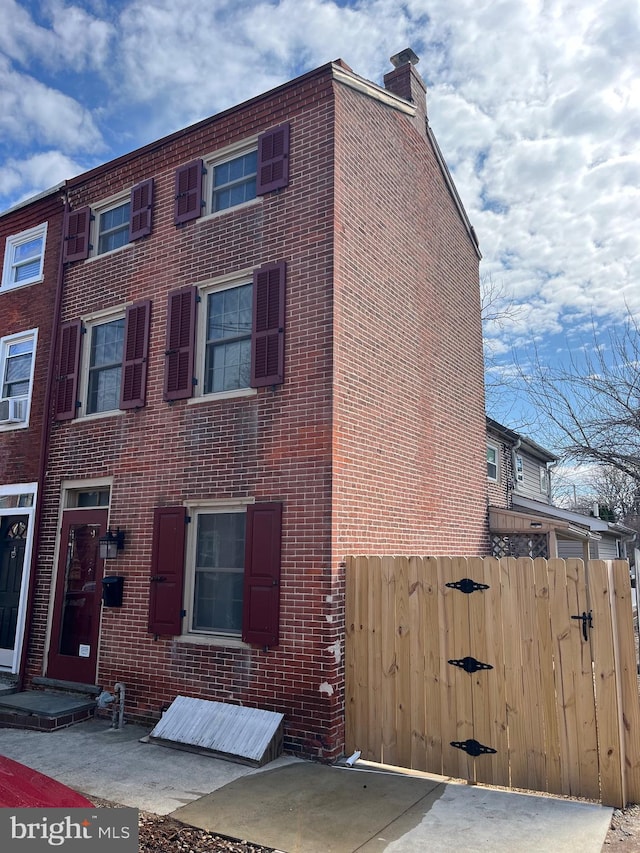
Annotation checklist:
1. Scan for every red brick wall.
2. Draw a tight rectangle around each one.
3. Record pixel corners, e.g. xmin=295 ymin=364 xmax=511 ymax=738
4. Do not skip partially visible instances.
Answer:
xmin=0 ymin=192 xmax=64 ymax=487
xmin=30 ymin=68 xmax=341 ymax=758
xmin=26 ymin=62 xmax=488 ymax=760
xmin=332 ymin=80 xmax=488 ymax=557
xmin=322 ymin=80 xmax=489 ymax=753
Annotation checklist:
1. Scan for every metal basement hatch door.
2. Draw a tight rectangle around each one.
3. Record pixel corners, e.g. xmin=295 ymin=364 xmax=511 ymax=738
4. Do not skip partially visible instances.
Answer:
xmin=149 ymin=696 xmax=284 ymax=766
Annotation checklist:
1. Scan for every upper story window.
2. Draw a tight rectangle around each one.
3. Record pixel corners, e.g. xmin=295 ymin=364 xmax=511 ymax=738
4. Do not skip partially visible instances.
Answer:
xmin=54 ymin=301 xmax=151 ymax=421
xmin=203 ymin=280 xmax=253 ymax=394
xmin=0 ymin=329 xmax=37 ymax=427
xmin=487 ymin=443 xmax=499 ymax=482
xmin=2 ymin=223 xmax=47 ymax=291
xmin=96 ymin=198 xmax=131 ymax=255
xmin=173 ymin=124 xmax=290 ymax=226
xmin=62 ymin=180 xmax=153 ymax=264
xmin=212 ymin=149 xmax=258 ymax=213
xmin=539 ymin=465 xmax=549 ymax=494
xmin=515 ymin=454 xmax=524 ymax=483
xmin=84 ymin=315 xmax=125 ymax=414
xmin=163 ymin=262 xmax=286 ymax=403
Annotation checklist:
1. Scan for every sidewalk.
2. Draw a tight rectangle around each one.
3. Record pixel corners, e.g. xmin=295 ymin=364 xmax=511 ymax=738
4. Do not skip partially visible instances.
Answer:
xmin=0 ymin=719 xmax=613 ymax=852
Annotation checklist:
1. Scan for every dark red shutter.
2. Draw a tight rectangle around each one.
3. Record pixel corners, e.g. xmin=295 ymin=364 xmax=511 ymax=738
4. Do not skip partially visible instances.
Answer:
xmin=55 ymin=319 xmax=82 ymax=420
xmin=130 ymin=179 xmax=154 ymax=240
xmin=120 ymin=300 xmax=151 ymax=409
xmin=174 ymin=160 xmax=203 ymax=224
xmin=148 ymin=506 xmax=187 ymax=635
xmin=63 ymin=206 xmax=91 ymax=262
xmin=257 ymin=124 xmax=290 ymax=194
xmin=242 ymin=503 xmax=282 ymax=647
xmin=163 ymin=286 xmax=197 ymax=400
xmin=251 ymin=261 xmax=286 ymax=387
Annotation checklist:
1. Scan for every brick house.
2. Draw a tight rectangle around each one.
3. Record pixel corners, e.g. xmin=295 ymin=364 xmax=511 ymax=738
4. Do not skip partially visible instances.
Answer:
xmin=487 ymin=417 xmax=635 ymax=561
xmin=0 ymin=186 xmax=65 ymax=678
xmin=6 ymin=52 xmax=487 ymax=758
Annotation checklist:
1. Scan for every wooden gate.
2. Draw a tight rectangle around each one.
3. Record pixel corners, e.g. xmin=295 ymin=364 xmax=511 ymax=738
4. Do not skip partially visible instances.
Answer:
xmin=345 ymin=556 xmax=640 ymax=807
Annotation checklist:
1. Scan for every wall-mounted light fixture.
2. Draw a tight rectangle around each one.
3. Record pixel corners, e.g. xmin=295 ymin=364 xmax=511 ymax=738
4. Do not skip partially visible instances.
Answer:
xmin=530 ymin=522 xmax=543 ymax=529
xmin=99 ymin=528 xmax=125 ymax=560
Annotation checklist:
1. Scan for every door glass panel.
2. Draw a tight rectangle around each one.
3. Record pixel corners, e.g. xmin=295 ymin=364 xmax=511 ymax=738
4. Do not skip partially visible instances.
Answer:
xmin=58 ymin=523 xmax=100 ymax=657
xmin=0 ymin=515 xmax=28 ymax=652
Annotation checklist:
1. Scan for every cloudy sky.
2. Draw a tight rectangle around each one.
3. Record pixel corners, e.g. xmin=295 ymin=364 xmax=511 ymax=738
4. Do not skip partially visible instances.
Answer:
xmin=1 ymin=0 xmax=639 ymax=439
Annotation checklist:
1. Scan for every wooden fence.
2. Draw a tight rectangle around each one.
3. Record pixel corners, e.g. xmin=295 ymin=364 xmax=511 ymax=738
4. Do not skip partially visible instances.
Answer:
xmin=345 ymin=556 xmax=640 ymax=807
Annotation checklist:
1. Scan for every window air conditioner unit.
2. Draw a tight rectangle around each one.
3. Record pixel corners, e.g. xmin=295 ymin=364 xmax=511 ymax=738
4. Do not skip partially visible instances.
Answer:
xmin=0 ymin=397 xmax=26 ymax=424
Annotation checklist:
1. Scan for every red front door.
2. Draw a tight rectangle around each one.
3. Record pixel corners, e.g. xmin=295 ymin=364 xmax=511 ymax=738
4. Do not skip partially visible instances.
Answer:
xmin=47 ymin=509 xmax=107 ymax=684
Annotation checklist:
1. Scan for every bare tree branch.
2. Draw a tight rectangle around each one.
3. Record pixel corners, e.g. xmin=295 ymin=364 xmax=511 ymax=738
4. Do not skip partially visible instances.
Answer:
xmin=513 ymin=316 xmax=640 ymax=483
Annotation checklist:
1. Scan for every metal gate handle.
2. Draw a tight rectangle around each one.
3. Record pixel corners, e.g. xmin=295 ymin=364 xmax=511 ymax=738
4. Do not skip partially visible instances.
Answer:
xmin=571 ymin=610 xmax=593 ymax=641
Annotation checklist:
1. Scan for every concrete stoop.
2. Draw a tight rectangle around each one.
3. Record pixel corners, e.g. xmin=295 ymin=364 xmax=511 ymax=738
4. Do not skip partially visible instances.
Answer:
xmin=0 ymin=678 xmax=100 ymax=732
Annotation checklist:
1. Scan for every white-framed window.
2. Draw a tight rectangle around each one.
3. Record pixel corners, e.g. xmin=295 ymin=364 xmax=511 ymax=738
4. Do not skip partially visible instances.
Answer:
xmin=94 ymin=195 xmax=130 ymax=255
xmin=197 ymin=274 xmax=253 ymax=397
xmin=2 ymin=223 xmax=47 ymax=291
xmin=0 ymin=329 xmax=37 ymax=428
xmin=206 ymin=140 xmax=258 ymax=215
xmin=539 ymin=465 xmax=549 ymax=494
xmin=186 ymin=505 xmax=247 ymax=637
xmin=487 ymin=442 xmax=499 ymax=482
xmin=80 ymin=313 xmax=125 ymax=415
xmin=515 ymin=453 xmax=524 ymax=483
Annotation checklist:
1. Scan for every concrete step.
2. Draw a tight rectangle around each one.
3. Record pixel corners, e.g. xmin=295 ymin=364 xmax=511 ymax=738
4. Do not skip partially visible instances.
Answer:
xmin=0 ymin=690 xmax=97 ymax=732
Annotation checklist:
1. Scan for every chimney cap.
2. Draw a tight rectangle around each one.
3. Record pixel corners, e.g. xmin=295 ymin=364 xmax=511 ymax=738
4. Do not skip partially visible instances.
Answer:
xmin=390 ymin=48 xmax=420 ymax=68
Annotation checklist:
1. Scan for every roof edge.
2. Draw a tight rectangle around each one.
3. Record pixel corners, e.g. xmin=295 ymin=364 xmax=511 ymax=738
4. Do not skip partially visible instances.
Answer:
xmin=426 ymin=123 xmax=481 ymax=259
xmin=0 ymin=182 xmax=65 ymax=219
xmin=67 ymin=60 xmax=345 ymax=190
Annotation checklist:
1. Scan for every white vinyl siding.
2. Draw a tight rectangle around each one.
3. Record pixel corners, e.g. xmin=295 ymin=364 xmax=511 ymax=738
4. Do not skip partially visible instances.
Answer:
xmin=513 ymin=452 xmax=552 ymax=503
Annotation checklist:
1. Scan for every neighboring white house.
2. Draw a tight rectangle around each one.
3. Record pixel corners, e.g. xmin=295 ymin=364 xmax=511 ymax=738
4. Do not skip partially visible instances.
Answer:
xmin=486 ymin=417 xmax=636 ymax=561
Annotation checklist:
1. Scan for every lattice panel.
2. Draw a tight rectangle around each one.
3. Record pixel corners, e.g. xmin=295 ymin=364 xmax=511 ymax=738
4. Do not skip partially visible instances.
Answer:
xmin=491 ymin=533 xmax=548 ymax=559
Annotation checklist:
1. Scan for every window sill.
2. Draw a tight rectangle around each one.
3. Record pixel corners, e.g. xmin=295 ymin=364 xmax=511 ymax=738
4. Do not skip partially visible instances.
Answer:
xmin=0 ymin=421 xmax=29 ymax=432
xmin=75 ymin=408 xmax=125 ymax=423
xmin=197 ymin=198 xmax=261 ymax=225
xmin=85 ymin=242 xmax=134 ymax=264
xmin=1 ymin=277 xmax=44 ymax=293
xmin=188 ymin=387 xmax=257 ymax=405
xmin=175 ymin=633 xmax=250 ymax=650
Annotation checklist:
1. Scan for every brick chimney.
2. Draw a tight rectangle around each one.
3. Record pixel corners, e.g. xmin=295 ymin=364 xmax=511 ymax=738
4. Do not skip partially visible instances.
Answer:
xmin=384 ymin=48 xmax=427 ymax=136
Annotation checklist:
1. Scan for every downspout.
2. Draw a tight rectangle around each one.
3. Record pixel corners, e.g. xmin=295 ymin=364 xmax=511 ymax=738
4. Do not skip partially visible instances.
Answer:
xmin=17 ymin=185 xmax=69 ymax=688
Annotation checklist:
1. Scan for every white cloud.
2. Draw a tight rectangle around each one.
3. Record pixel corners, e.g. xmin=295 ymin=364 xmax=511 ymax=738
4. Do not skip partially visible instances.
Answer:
xmin=0 ymin=151 xmax=86 ymax=202
xmin=0 ymin=56 xmax=103 ymax=153
xmin=0 ymin=0 xmax=115 ymax=72
xmin=0 ymin=0 xmax=638 ymax=376
xmin=420 ymin=0 xmax=640 ymax=356
xmin=111 ymin=0 xmax=416 ymax=136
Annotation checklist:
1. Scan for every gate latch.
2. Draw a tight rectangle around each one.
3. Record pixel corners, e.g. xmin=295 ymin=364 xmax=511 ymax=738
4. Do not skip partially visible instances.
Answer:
xmin=571 ymin=610 xmax=593 ymax=641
